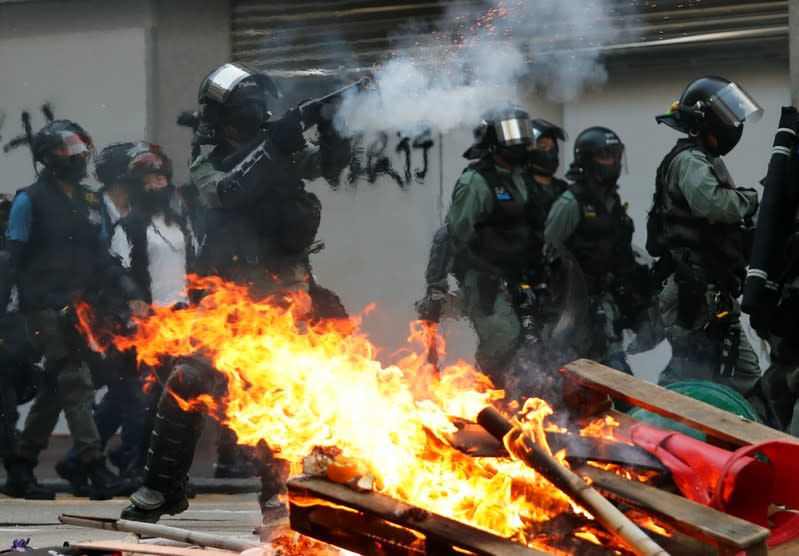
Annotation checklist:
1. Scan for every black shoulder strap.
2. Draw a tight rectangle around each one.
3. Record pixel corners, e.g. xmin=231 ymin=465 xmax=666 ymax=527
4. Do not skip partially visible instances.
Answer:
xmin=654 ymin=139 xmax=697 ymax=208
xmin=468 ymin=157 xmax=504 ymax=194
xmin=119 ymin=211 xmax=152 ymax=304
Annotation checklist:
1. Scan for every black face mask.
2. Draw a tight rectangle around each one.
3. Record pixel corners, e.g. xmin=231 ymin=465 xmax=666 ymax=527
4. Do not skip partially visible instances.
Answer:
xmin=498 ymin=145 xmax=529 ymax=165
xmin=705 ymin=124 xmax=744 ymax=157
xmin=140 ymin=185 xmax=173 ymax=214
xmin=48 ymin=155 xmax=88 ymax=184
xmin=590 ymin=160 xmax=622 ymax=188
xmin=527 ymin=148 xmax=559 ymax=176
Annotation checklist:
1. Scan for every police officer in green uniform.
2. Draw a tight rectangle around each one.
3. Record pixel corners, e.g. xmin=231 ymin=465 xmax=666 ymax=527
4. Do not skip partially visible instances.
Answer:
xmin=545 ymin=127 xmax=639 ymax=375
xmin=416 ymin=117 xmax=566 ymax=331
xmin=434 ymin=106 xmax=546 ymax=385
xmin=651 ymin=76 xmax=761 ymax=395
xmin=526 ymin=119 xmax=569 ymax=212
xmin=1 ymin=120 xmax=143 ymax=500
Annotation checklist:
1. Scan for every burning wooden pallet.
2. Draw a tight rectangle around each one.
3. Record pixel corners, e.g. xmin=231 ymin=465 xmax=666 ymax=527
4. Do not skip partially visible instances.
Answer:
xmin=283 ymin=359 xmax=799 ymax=556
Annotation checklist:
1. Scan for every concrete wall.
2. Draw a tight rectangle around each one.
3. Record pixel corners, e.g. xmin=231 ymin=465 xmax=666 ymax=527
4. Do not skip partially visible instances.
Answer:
xmin=0 ymin=0 xmax=230 ymax=193
xmin=0 ymin=1 xmax=152 ymax=192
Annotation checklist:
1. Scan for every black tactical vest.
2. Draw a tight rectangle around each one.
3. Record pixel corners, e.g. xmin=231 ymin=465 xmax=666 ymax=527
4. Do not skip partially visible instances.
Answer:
xmin=566 ymin=181 xmax=635 ymax=286
xmin=17 ymin=176 xmax=106 ymax=311
xmin=201 ymin=144 xmax=319 ymax=275
xmin=527 ymin=175 xmax=568 ymax=216
xmin=659 ymin=143 xmax=748 ymax=277
xmin=466 ymin=158 xmax=537 ymax=275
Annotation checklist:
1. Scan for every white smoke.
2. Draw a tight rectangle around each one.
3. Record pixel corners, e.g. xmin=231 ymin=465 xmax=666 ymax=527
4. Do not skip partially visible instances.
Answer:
xmin=335 ymin=0 xmax=632 ymax=137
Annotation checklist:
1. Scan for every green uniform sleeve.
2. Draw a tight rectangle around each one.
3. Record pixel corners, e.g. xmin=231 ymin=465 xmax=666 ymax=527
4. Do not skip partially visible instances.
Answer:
xmin=445 ymin=170 xmax=495 ymax=247
xmin=189 ymin=155 xmax=223 ymax=209
xmin=671 ymin=150 xmax=756 ymax=223
xmin=295 ymin=145 xmax=323 ymax=181
xmin=544 ymin=191 xmax=581 ymax=245
xmin=424 ymin=226 xmax=454 ymax=291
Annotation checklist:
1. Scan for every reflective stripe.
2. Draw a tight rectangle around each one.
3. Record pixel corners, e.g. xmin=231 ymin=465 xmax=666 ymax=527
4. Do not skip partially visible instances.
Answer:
xmin=205 ymin=63 xmax=251 ymax=103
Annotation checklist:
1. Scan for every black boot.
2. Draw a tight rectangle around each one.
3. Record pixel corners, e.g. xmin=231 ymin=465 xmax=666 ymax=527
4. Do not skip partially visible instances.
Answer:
xmin=120 ymin=379 xmax=205 ymax=522
xmin=55 ymin=457 xmax=90 ymax=497
xmin=86 ymin=457 xmax=134 ymax=500
xmin=121 ymin=484 xmax=189 ymax=523
xmin=1 ymin=457 xmax=55 ymax=500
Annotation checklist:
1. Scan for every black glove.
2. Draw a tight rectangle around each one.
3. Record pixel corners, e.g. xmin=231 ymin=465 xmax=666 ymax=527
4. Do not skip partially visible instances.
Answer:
xmin=415 ymin=289 xmax=444 ymax=323
xmin=270 ymin=108 xmax=306 ymax=154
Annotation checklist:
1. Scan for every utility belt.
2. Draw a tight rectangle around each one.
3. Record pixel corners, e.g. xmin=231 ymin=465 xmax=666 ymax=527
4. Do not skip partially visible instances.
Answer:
xmin=671 ymin=250 xmax=742 ymax=380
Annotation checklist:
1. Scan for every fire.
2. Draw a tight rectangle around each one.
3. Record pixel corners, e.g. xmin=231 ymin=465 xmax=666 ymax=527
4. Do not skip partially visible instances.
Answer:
xmin=101 ymin=275 xmax=622 ymax=550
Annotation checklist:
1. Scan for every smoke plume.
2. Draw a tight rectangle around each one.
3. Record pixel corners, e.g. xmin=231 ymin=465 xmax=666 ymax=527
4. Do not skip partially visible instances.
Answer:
xmin=335 ymin=0 xmax=632 ymax=137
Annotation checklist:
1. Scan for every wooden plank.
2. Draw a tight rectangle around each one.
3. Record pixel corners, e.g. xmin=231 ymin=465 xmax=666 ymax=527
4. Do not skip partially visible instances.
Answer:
xmin=287 ymin=476 xmax=548 ymax=556
xmin=70 ymin=541 xmax=236 ymax=556
xmin=561 ymin=359 xmax=797 ymax=446
xmin=581 ymin=466 xmax=770 ymax=554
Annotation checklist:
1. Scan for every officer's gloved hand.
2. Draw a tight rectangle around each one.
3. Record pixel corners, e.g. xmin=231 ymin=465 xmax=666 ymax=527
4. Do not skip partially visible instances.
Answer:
xmin=271 ymin=108 xmax=306 ymax=155
xmin=415 ymin=289 xmax=445 ymax=323
xmin=737 ymin=187 xmax=759 ymax=217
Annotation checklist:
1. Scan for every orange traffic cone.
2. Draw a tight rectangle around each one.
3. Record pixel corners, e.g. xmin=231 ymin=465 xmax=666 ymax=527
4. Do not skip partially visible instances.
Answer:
xmin=630 ymin=423 xmax=799 ymax=546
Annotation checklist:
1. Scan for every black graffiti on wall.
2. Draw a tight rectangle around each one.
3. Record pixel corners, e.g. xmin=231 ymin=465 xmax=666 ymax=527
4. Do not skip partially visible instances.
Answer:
xmin=342 ymin=129 xmax=435 ymax=189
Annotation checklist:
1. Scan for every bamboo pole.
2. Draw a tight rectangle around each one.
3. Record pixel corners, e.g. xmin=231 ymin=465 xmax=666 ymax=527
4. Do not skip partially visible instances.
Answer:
xmin=58 ymin=514 xmax=262 ymax=553
xmin=476 ymin=407 xmax=669 ymax=556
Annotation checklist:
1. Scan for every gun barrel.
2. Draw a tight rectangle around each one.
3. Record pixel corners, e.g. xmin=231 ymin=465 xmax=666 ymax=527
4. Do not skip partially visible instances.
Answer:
xmin=298 ymin=76 xmax=372 ymax=129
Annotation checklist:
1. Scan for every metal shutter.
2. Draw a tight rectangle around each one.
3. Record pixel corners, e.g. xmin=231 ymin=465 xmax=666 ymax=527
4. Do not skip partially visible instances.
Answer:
xmin=232 ymin=0 xmax=787 ymax=76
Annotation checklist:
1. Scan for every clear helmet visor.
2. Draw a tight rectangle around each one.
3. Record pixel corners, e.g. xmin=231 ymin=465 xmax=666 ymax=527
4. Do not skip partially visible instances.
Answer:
xmin=203 ymin=63 xmax=253 ymax=104
xmin=495 ymin=117 xmax=535 ymax=147
xmin=708 ymin=82 xmax=763 ymax=126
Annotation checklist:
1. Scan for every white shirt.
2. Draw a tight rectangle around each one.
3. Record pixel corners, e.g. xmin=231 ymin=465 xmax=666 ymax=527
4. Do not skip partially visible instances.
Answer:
xmin=103 ymin=192 xmax=123 ymax=227
xmin=110 ymin=214 xmax=195 ymax=307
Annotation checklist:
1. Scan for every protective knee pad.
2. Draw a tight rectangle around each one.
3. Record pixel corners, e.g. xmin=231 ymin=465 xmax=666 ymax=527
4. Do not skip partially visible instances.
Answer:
xmin=164 ymin=358 xmax=217 ymax=401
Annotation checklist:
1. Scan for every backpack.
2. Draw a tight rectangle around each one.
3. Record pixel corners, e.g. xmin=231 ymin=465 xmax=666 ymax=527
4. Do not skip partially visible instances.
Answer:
xmin=646 ymin=140 xmax=695 ymax=257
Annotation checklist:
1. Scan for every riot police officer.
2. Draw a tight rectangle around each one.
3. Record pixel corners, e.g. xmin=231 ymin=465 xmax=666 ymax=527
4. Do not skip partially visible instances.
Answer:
xmin=416 ymin=116 xmax=567 ymax=371
xmin=545 ymin=127 xmax=640 ymax=375
xmin=1 ymin=120 xmax=143 ymax=500
xmin=526 ymin=119 xmax=569 ymax=211
xmin=431 ymin=106 xmax=547 ymax=386
xmin=121 ymin=62 xmax=350 ymax=523
xmin=651 ymin=76 xmax=761 ymax=395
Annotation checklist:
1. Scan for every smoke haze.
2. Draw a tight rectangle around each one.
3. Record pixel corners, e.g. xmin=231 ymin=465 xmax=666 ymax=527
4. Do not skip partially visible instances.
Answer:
xmin=335 ymin=0 xmax=632 ymax=136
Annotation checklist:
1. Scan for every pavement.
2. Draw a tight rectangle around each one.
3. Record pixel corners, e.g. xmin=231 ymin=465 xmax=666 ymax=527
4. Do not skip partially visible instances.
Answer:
xmin=0 ymin=493 xmax=263 ymax=549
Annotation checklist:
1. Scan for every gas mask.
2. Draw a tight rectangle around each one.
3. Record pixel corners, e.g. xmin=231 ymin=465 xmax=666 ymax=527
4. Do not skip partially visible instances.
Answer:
xmin=527 ymin=148 xmax=559 ymax=176
xmin=48 ymin=155 xmax=88 ymax=184
xmin=498 ymin=145 xmax=531 ymax=165
xmin=221 ymin=101 xmax=269 ymax=143
xmin=589 ymin=159 xmax=622 ymax=189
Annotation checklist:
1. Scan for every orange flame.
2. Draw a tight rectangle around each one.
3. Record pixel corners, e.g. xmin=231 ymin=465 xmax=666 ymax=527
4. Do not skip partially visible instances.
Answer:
xmin=105 ymin=275 xmax=631 ymax=549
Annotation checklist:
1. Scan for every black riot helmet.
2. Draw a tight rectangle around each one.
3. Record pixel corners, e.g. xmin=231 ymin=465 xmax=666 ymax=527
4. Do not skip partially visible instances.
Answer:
xmin=31 ymin=120 xmax=94 ymax=184
xmin=463 ymin=105 xmax=534 ymax=163
xmin=655 ymin=76 xmax=763 ymax=156
xmin=94 ymin=141 xmax=137 ymax=187
xmin=569 ymin=126 xmax=625 ymax=188
xmin=197 ymin=62 xmax=283 ymax=144
xmin=527 ymin=118 xmax=568 ymax=176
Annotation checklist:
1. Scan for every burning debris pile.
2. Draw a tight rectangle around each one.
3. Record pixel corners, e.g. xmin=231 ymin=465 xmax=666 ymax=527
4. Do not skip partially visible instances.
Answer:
xmin=89 ymin=275 xmax=686 ymax=555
